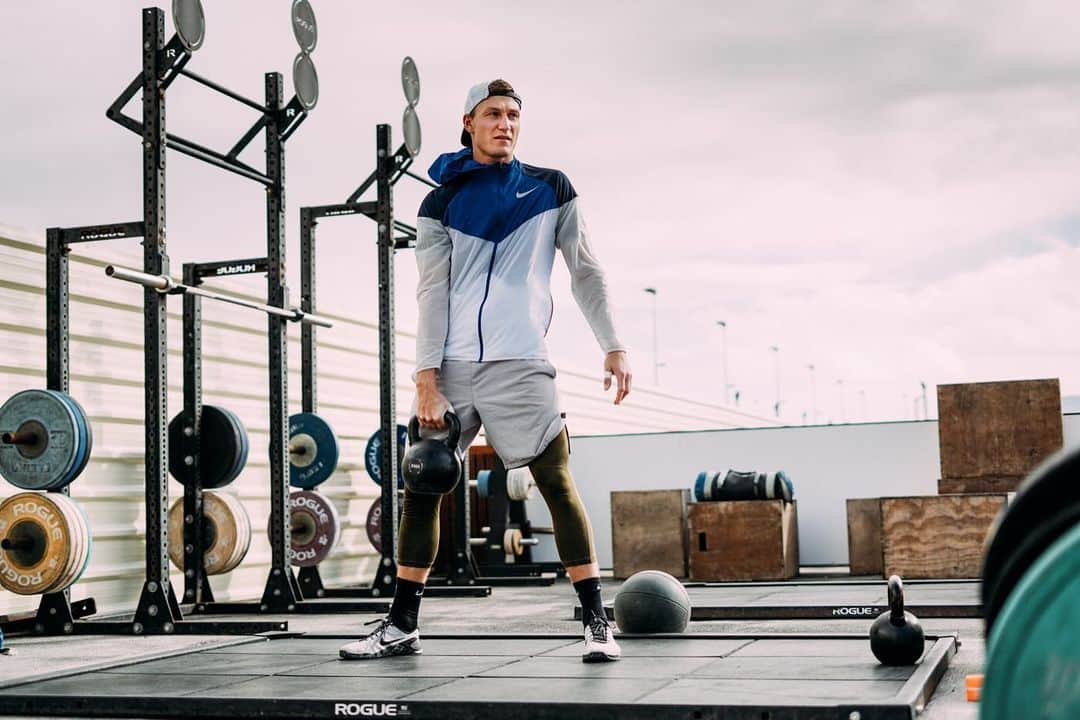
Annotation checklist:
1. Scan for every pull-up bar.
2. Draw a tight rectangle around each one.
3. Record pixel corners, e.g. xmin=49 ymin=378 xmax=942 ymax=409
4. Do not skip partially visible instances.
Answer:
xmin=105 ymin=265 xmax=333 ymax=328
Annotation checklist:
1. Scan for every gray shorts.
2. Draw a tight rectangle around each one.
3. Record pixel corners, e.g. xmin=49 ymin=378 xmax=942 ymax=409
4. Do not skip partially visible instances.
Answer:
xmin=416 ymin=359 xmax=564 ymax=469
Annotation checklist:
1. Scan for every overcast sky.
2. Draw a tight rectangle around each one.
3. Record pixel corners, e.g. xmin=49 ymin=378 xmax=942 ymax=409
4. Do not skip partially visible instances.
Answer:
xmin=3 ymin=1 xmax=1079 ymax=424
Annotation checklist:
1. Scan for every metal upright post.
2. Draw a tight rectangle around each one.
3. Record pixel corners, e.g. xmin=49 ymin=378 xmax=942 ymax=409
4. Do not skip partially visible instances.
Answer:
xmin=133 ymin=6 xmax=183 ymax=633
xmin=261 ymin=72 xmax=300 ymax=610
xmin=180 ymin=263 xmax=212 ymax=604
xmin=374 ymin=124 xmax=399 ymax=596
xmin=300 ymin=208 xmax=316 ymax=414
xmin=31 ymin=228 xmax=79 ymax=633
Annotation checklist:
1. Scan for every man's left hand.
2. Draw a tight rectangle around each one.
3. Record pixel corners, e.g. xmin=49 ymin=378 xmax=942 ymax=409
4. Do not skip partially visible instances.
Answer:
xmin=603 ymin=351 xmax=632 ymax=405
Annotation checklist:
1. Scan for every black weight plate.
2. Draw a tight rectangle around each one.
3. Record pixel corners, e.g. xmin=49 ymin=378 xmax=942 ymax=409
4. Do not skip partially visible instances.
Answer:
xmin=217 ymin=406 xmax=249 ymax=485
xmin=981 ymin=443 xmax=1080 ymax=637
xmin=168 ymin=406 xmax=243 ymax=489
xmin=403 ymin=105 xmax=421 ymax=158
xmin=293 ymin=52 xmax=319 ymax=111
xmin=401 ymin=56 xmax=420 ymax=106
xmin=172 ymin=0 xmax=206 ymax=52
xmin=291 ymin=0 xmax=317 ymax=54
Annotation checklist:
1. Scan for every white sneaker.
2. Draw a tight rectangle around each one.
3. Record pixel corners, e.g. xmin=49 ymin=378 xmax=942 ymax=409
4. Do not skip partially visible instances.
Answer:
xmin=582 ymin=613 xmax=621 ymax=663
xmin=339 ymin=617 xmax=422 ymax=660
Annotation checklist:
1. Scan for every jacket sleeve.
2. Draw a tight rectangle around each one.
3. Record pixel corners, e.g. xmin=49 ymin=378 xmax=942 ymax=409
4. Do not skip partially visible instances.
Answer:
xmin=556 ymin=197 xmax=625 ymax=354
xmin=414 ymin=216 xmax=452 ymax=374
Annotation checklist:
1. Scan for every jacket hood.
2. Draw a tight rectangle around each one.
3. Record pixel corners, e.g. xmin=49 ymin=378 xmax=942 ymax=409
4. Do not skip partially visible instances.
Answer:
xmin=428 ymin=148 xmax=516 ymax=185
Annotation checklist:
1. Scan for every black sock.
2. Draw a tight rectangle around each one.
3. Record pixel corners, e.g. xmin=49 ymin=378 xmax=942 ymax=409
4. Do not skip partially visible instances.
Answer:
xmin=389 ymin=578 xmax=425 ymax=632
xmin=574 ymin=577 xmax=605 ymax=625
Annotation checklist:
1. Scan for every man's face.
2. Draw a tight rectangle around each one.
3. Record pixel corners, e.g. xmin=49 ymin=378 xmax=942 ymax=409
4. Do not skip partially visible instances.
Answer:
xmin=464 ymin=96 xmax=520 ymax=163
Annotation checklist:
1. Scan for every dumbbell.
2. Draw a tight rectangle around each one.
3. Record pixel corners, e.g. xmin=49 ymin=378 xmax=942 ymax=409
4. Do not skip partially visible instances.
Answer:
xmin=470 ymin=526 xmax=552 ymax=555
xmin=471 ymin=467 xmax=536 ymax=501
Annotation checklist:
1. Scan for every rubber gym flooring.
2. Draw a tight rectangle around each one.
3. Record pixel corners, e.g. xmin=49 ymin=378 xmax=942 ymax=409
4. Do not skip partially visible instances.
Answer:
xmin=0 ymin=578 xmax=981 ymax=720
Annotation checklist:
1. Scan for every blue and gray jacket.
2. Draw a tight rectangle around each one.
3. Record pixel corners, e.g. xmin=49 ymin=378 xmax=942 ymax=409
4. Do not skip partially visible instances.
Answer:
xmin=414 ymin=148 xmax=624 ymax=372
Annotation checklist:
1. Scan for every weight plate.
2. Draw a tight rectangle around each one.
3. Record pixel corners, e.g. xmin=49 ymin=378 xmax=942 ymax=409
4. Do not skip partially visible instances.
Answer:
xmin=171 ymin=0 xmax=205 ymax=52
xmin=693 ymin=471 xmax=708 ymax=502
xmin=288 ymin=413 xmax=339 ymax=489
xmin=507 ymin=467 xmax=534 ymax=502
xmin=291 ymin=0 xmax=317 ymax=53
xmin=52 ymin=494 xmax=86 ymax=594
xmin=0 ymin=492 xmax=77 ymax=594
xmin=220 ymin=492 xmax=251 ymax=574
xmin=982 ymin=444 xmax=1080 ymax=638
xmin=168 ymin=406 xmax=244 ymax=489
xmin=365 ymin=495 xmax=402 ymax=555
xmin=293 ymin=52 xmax=319 ymax=111
xmin=476 ymin=470 xmax=490 ymax=498
xmin=166 ymin=492 xmax=242 ymax=576
xmin=0 ymin=389 xmax=81 ymax=491
xmin=217 ymin=406 xmax=249 ymax=486
xmin=364 ymin=424 xmax=408 ymax=489
xmin=504 ymin=528 xmax=523 ymax=556
xmin=42 ymin=494 xmax=77 ymax=595
xmin=401 ymin=56 xmax=420 ymax=106
xmin=280 ymin=490 xmax=339 ymax=567
xmin=403 ymin=105 xmax=421 ymax=158
xmin=56 ymin=393 xmax=93 ymax=488
xmin=982 ymin=522 xmax=1080 ymax=720
xmin=69 ymin=497 xmax=93 ymax=590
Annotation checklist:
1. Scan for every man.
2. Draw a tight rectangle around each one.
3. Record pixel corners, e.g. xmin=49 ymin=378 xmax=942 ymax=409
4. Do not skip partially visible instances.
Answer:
xmin=340 ymin=79 xmax=631 ymax=663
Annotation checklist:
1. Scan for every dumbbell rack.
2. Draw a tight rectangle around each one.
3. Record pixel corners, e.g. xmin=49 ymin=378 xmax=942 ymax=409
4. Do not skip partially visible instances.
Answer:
xmin=295 ymin=124 xmax=489 ymax=599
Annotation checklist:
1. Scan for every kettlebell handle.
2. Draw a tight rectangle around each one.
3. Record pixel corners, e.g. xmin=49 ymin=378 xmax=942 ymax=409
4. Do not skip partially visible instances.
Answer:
xmin=887 ymin=574 xmax=905 ymax=625
xmin=407 ymin=412 xmax=461 ymax=449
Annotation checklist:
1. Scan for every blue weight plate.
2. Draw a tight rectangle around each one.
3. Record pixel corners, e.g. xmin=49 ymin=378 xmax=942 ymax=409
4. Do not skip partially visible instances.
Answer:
xmin=217 ymin=406 xmax=249 ymax=485
xmin=288 ymin=412 xmax=339 ymax=489
xmin=49 ymin=391 xmax=90 ymax=490
xmin=693 ymin=471 xmax=708 ymax=502
xmin=0 ymin=389 xmax=80 ymax=491
xmin=476 ymin=470 xmax=491 ymax=498
xmin=363 ymin=424 xmax=408 ymax=489
xmin=63 ymin=393 xmax=93 ymax=486
xmin=45 ymin=390 xmax=83 ymax=490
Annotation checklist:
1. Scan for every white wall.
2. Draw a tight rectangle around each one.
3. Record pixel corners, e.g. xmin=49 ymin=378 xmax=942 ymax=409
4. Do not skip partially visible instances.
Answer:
xmin=526 ymin=415 xmax=1080 ymax=567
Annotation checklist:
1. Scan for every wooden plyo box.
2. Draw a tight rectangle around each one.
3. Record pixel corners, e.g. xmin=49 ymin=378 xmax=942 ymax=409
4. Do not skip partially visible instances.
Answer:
xmin=878 ymin=494 xmax=1007 ymax=578
xmin=846 ymin=498 xmax=884 ymax=576
xmin=937 ymin=379 xmax=1063 ymax=494
xmin=688 ymin=500 xmax=798 ymax=581
xmin=611 ymin=490 xmax=689 ymax=579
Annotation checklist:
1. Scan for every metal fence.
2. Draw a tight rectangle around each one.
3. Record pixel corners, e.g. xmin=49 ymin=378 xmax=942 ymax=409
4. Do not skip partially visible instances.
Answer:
xmin=0 ymin=226 xmax=771 ymax=617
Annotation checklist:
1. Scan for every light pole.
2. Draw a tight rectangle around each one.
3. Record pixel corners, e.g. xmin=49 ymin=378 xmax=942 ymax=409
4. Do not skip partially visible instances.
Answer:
xmin=644 ymin=287 xmax=659 ymax=386
xmin=716 ymin=320 xmax=729 ymax=403
xmin=919 ymin=381 xmax=928 ymax=420
xmin=859 ymin=389 xmax=867 ymax=420
xmin=806 ymin=363 xmax=817 ymax=424
xmin=770 ymin=345 xmax=780 ymax=418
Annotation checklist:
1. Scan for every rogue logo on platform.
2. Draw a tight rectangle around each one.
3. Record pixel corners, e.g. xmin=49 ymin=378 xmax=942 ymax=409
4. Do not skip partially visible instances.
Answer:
xmin=333 ymin=703 xmax=410 ymax=717
xmin=831 ymin=606 xmax=878 ymax=617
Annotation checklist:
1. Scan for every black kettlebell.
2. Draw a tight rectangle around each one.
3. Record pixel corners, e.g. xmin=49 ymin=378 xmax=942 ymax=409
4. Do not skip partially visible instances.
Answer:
xmin=869 ymin=575 xmax=926 ymax=665
xmin=402 ymin=412 xmax=462 ymax=495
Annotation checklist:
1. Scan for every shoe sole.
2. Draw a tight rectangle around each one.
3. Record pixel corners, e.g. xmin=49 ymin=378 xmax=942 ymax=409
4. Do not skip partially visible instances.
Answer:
xmin=582 ymin=650 xmax=620 ymax=663
xmin=339 ymin=646 xmax=422 ymax=661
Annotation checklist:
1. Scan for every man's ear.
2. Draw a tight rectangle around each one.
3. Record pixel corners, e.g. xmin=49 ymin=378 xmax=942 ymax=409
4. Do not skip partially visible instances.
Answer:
xmin=462 ymin=113 xmax=473 ymax=135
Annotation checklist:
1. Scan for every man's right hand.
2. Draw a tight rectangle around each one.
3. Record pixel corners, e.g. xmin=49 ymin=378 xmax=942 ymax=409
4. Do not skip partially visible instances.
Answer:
xmin=415 ymin=369 xmax=451 ymax=430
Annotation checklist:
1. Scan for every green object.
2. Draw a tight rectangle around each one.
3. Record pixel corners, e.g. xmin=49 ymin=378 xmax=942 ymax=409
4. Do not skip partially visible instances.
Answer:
xmin=982 ymin=522 xmax=1080 ymax=720
xmin=613 ymin=570 xmax=691 ymax=633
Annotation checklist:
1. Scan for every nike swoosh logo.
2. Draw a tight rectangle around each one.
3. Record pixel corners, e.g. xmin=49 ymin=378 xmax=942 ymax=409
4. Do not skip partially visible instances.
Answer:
xmin=516 ymin=187 xmax=538 ymax=199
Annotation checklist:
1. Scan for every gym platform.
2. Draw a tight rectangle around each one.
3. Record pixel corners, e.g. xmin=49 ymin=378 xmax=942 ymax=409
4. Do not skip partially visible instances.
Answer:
xmin=0 ymin=631 xmax=957 ymax=720
xmin=577 ymin=579 xmax=982 ymax=621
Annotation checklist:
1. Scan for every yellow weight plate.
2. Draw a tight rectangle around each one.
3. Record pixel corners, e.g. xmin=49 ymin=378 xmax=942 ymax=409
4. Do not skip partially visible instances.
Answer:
xmin=0 ymin=492 xmax=76 ymax=595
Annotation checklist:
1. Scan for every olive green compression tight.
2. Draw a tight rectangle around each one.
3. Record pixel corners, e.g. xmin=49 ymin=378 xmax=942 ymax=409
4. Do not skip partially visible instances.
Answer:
xmin=396 ymin=429 xmax=596 ymax=569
